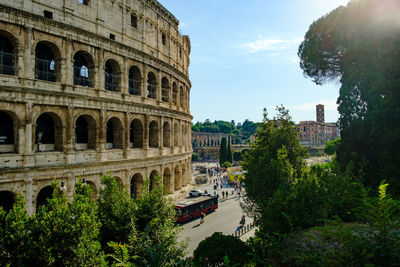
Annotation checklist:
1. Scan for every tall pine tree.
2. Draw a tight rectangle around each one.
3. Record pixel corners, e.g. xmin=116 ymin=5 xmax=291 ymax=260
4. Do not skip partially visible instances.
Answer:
xmin=227 ymin=135 xmax=233 ymax=163
xmin=219 ymin=137 xmax=227 ymax=165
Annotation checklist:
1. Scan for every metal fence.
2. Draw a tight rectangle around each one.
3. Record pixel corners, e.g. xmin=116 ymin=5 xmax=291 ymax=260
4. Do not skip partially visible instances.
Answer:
xmin=232 ymin=222 xmax=255 ymax=238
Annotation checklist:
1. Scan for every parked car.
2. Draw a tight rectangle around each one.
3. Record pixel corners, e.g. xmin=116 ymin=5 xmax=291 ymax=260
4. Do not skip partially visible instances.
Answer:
xmin=189 ymin=189 xmax=203 ymax=197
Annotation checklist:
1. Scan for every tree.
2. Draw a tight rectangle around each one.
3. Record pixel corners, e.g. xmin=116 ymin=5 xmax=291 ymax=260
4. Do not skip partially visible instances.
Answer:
xmin=227 ymin=135 xmax=233 ymax=163
xmin=129 ymin=176 xmax=186 ymax=266
xmin=193 ymin=232 xmax=251 ymax=266
xmin=324 ymin=138 xmax=341 ymax=155
xmin=298 ymin=0 xmax=400 ymax=195
xmin=219 ymin=137 xmax=227 ymax=165
xmin=98 ymin=174 xmax=136 ymax=251
xmin=192 ymin=152 xmax=200 ymax=162
xmin=242 ymin=107 xmax=308 ymax=232
xmin=30 ymin=180 xmax=104 ymax=266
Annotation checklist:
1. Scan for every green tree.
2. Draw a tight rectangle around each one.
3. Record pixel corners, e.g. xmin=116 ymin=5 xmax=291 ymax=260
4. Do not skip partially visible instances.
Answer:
xmin=219 ymin=137 xmax=227 ymax=165
xmin=129 ymin=176 xmax=186 ymax=266
xmin=324 ymin=138 xmax=341 ymax=155
xmin=98 ymin=174 xmax=136 ymax=251
xmin=298 ymin=0 xmax=400 ymax=195
xmin=193 ymin=232 xmax=251 ymax=266
xmin=227 ymin=135 xmax=233 ymax=163
xmin=192 ymin=152 xmax=200 ymax=162
xmin=30 ymin=180 xmax=104 ymax=266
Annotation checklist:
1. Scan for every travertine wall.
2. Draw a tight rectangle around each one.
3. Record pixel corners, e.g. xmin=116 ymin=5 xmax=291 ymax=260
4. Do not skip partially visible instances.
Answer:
xmin=0 ymin=0 xmax=192 ymax=214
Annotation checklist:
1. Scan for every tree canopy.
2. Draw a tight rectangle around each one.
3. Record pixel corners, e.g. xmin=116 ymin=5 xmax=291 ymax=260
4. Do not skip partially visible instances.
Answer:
xmin=298 ymin=0 xmax=400 ymax=195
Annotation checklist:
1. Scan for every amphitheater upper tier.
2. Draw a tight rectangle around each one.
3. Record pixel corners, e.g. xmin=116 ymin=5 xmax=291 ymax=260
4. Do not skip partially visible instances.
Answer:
xmin=0 ymin=0 xmax=192 ymax=214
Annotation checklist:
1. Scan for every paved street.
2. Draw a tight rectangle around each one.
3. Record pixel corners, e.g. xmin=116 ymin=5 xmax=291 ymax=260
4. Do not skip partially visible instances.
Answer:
xmin=177 ymin=177 xmax=253 ymax=256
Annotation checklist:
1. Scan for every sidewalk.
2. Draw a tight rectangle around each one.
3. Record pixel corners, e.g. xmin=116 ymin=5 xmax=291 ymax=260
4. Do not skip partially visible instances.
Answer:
xmin=240 ymin=226 xmax=256 ymax=241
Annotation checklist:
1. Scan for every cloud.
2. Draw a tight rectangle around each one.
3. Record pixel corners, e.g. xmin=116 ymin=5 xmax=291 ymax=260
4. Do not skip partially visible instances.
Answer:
xmin=241 ymin=36 xmax=303 ymax=53
xmin=291 ymin=99 xmax=338 ymax=112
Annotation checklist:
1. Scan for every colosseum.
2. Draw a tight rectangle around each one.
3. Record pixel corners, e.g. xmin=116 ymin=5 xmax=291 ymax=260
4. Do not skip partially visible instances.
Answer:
xmin=0 ymin=0 xmax=192 ymax=214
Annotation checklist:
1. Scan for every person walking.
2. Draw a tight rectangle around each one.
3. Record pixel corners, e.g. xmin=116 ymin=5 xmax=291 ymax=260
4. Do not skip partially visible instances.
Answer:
xmin=222 ymin=191 xmax=225 ymax=199
xmin=200 ymin=211 xmax=205 ymax=223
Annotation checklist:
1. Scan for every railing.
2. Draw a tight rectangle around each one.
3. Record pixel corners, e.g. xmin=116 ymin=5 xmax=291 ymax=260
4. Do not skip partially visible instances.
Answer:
xmin=73 ymin=66 xmax=94 ymax=87
xmin=128 ymin=79 xmax=141 ymax=95
xmin=105 ymin=73 xmax=120 ymax=92
xmin=0 ymin=51 xmax=15 ymax=75
xmin=147 ymin=84 xmax=157 ymax=99
xmin=232 ymin=222 xmax=255 ymax=238
xmin=35 ymin=58 xmax=57 ymax=82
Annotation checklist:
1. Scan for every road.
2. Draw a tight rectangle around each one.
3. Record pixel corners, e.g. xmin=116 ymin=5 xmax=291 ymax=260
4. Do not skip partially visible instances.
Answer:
xmin=177 ymin=179 xmax=252 ymax=256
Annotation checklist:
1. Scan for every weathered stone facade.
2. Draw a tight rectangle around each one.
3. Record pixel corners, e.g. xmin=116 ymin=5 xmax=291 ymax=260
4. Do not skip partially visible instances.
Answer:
xmin=0 ymin=0 xmax=192 ymax=214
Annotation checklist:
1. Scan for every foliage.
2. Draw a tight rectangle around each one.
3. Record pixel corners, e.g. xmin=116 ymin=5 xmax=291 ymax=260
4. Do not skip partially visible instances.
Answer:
xmin=192 ymin=152 xmax=201 ymax=162
xmin=233 ymin=151 xmax=242 ymax=161
xmin=0 ymin=195 xmax=32 ymax=266
xmin=219 ymin=137 xmax=227 ymax=165
xmin=30 ymin=180 xmax=104 ymax=266
xmin=298 ymin=0 xmax=400 ymax=195
xmin=107 ymin=242 xmax=136 ymax=267
xmin=324 ymin=137 xmax=340 ymax=155
xmin=129 ymin=176 xmax=186 ymax=266
xmin=227 ymin=135 xmax=232 ymax=163
xmin=221 ymin=161 xmax=232 ymax=168
xmin=193 ymin=232 xmax=251 ymax=266
xmin=98 ymin=174 xmax=136 ymax=251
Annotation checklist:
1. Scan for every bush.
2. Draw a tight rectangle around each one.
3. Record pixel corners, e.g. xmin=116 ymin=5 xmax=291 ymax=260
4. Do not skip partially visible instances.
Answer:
xmin=193 ymin=232 xmax=251 ymax=266
xmin=221 ymin=161 xmax=232 ymax=168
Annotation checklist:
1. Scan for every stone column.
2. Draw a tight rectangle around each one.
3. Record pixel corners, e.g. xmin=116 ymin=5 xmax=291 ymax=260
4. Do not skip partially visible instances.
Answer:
xmin=24 ymin=176 xmax=33 ymax=215
xmin=23 ymin=102 xmax=34 ymax=166
xmin=63 ymin=37 xmax=73 ymax=86
xmin=143 ymin=114 xmax=149 ymax=153
xmin=158 ymin=116 xmax=163 ymax=154
xmin=141 ymin=64 xmax=147 ymax=101
xmin=124 ymin=112 xmax=129 ymax=158
xmin=99 ymin=109 xmax=107 ymax=161
xmin=157 ymin=71 xmax=162 ymax=103
xmin=121 ymin=58 xmax=128 ymax=95
xmin=96 ymin=48 xmax=104 ymax=95
xmin=24 ymin=27 xmax=35 ymax=80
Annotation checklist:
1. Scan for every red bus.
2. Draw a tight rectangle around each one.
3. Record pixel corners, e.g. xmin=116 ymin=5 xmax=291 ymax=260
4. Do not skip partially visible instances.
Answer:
xmin=175 ymin=195 xmax=218 ymax=223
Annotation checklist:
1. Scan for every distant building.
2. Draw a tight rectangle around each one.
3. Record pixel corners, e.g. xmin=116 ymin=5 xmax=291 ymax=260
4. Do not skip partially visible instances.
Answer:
xmin=299 ymin=105 xmax=339 ymax=146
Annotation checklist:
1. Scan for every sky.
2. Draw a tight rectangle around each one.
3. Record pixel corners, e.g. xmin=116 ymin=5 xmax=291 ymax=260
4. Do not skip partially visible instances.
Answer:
xmin=158 ymin=0 xmax=349 ymax=124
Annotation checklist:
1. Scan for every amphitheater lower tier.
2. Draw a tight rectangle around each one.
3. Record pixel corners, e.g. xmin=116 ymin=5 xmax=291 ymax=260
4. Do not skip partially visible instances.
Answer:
xmin=0 ymin=151 xmax=192 ymax=215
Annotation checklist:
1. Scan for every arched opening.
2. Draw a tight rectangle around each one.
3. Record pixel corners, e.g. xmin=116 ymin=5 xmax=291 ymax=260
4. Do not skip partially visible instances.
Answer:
xmin=0 ymin=34 xmax=16 ymax=75
xmin=106 ymin=117 xmax=123 ymax=149
xmin=149 ymin=120 xmax=158 ymax=148
xmin=174 ymin=123 xmax=179 ymax=146
xmin=147 ymin=72 xmax=157 ymax=99
xmin=75 ymin=115 xmax=96 ymax=150
xmin=0 ymin=191 xmax=15 ymax=212
xmin=163 ymin=168 xmax=171 ymax=194
xmin=172 ymin=82 xmax=177 ymax=105
xmin=35 ymin=41 xmax=60 ymax=82
xmin=128 ymin=66 xmax=141 ymax=96
xmin=0 ymin=111 xmax=15 ymax=153
xmin=179 ymin=86 xmax=184 ymax=108
xmin=130 ymin=173 xmax=143 ymax=199
xmin=130 ymin=119 xmax=143 ymax=148
xmin=149 ymin=170 xmax=158 ymax=192
xmin=73 ymin=51 xmax=94 ymax=87
xmin=36 ymin=185 xmax=53 ymax=210
xmin=174 ymin=165 xmax=181 ymax=191
xmin=163 ymin=122 xmax=170 ymax=147
xmin=114 ymin=176 xmax=123 ymax=187
xmin=35 ymin=113 xmax=62 ymax=152
xmin=161 ymin=77 xmax=170 ymax=102
xmin=105 ymin=59 xmax=121 ymax=92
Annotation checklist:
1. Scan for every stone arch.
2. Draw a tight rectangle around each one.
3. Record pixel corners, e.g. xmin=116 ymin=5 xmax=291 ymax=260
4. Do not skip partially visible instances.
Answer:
xmin=75 ymin=114 xmax=96 ymax=150
xmin=130 ymin=118 xmax=143 ymax=148
xmin=172 ymin=82 xmax=178 ymax=105
xmin=130 ymin=173 xmax=143 ymax=199
xmin=73 ymin=50 xmax=94 ymax=87
xmin=34 ymin=41 xmax=61 ymax=82
xmin=161 ymin=77 xmax=170 ymax=102
xmin=0 ymin=32 xmax=17 ymax=76
xmin=35 ymin=112 xmax=63 ymax=152
xmin=114 ymin=176 xmax=123 ymax=187
xmin=128 ymin=65 xmax=141 ymax=96
xmin=163 ymin=121 xmax=170 ymax=147
xmin=174 ymin=123 xmax=179 ymax=146
xmin=104 ymin=59 xmax=121 ymax=92
xmin=36 ymin=185 xmax=53 ymax=211
xmin=147 ymin=71 xmax=157 ymax=99
xmin=149 ymin=120 xmax=159 ymax=148
xmin=0 ymin=190 xmax=16 ymax=212
xmin=0 ymin=110 xmax=19 ymax=153
xmin=106 ymin=117 xmax=123 ymax=149
xmin=163 ymin=167 xmax=171 ymax=194
xmin=85 ymin=180 xmax=97 ymax=201
xmin=149 ymin=170 xmax=158 ymax=192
